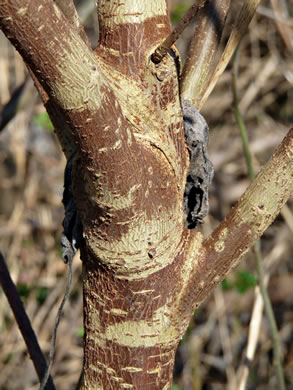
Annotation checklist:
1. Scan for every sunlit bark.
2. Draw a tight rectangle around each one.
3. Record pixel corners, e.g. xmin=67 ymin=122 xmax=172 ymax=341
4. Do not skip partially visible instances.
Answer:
xmin=0 ymin=1 xmax=292 ymax=389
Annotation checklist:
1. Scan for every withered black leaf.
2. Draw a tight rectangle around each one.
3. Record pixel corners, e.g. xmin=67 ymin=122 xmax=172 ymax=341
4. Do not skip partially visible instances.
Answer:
xmin=182 ymin=99 xmax=214 ymax=229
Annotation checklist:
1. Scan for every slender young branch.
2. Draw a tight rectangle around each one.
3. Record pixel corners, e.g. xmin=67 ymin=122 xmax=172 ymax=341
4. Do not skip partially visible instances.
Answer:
xmin=151 ymin=0 xmax=207 ymax=64
xmin=198 ymin=0 xmax=262 ymax=109
xmin=232 ymin=48 xmax=286 ymax=390
xmin=178 ymin=126 xmax=293 ymax=317
xmin=181 ymin=0 xmax=230 ymax=108
xmin=39 ymin=257 xmax=74 ymax=390
xmin=0 ymin=252 xmax=56 ymax=390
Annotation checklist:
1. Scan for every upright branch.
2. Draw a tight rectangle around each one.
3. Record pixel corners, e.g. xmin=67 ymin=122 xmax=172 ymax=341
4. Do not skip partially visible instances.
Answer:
xmin=181 ymin=0 xmax=230 ymax=108
xmin=198 ymin=0 xmax=262 ymax=108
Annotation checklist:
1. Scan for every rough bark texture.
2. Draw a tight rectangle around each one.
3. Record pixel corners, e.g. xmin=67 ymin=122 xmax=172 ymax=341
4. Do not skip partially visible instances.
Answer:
xmin=0 ymin=1 xmax=293 ymax=389
xmin=79 ymin=2 xmax=190 ymax=388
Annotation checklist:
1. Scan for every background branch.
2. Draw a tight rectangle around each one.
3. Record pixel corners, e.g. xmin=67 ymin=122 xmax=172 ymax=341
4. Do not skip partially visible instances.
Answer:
xmin=0 ymin=252 xmax=56 ymax=390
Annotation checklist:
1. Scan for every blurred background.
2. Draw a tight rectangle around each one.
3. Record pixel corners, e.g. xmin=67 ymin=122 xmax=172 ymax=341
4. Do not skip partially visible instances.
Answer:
xmin=0 ymin=1 xmax=292 ymax=389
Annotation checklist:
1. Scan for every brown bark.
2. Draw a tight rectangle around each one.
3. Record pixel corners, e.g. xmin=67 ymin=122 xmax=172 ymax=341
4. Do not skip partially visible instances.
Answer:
xmin=0 ymin=1 xmax=292 ymax=389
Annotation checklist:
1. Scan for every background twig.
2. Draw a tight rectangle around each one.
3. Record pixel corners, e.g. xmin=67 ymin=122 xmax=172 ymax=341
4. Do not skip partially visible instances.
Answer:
xmin=151 ymin=0 xmax=207 ymax=64
xmin=232 ymin=46 xmax=286 ymax=390
xmin=0 ymin=252 xmax=56 ymax=390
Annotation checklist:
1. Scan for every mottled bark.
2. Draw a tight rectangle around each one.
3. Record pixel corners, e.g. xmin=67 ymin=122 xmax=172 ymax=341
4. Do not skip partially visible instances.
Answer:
xmin=0 ymin=1 xmax=292 ymax=389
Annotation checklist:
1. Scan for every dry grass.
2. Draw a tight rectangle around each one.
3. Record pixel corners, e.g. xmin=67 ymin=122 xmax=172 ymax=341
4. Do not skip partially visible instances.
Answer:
xmin=0 ymin=1 xmax=292 ymax=389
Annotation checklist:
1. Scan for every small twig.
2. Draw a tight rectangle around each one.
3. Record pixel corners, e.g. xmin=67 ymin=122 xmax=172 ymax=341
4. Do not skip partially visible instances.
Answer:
xmin=270 ymin=0 xmax=293 ymax=50
xmin=232 ymin=46 xmax=254 ymax=183
xmin=237 ymin=285 xmax=264 ymax=390
xmin=214 ymin=289 xmax=237 ymax=390
xmin=238 ymin=56 xmax=277 ymax=114
xmin=257 ymin=5 xmax=293 ymax=26
xmin=39 ymin=254 xmax=74 ymax=390
xmin=237 ymin=233 xmax=287 ymax=389
xmin=0 ymin=251 xmax=56 ymax=390
xmin=254 ymin=244 xmax=286 ymax=390
xmin=232 ymin=47 xmax=286 ymax=390
xmin=151 ymin=0 xmax=207 ymax=64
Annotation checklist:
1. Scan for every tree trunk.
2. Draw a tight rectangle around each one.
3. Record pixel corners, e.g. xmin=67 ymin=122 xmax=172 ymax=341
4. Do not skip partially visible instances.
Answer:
xmin=1 ymin=1 xmax=292 ymax=389
xmin=78 ymin=2 xmax=191 ymax=387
